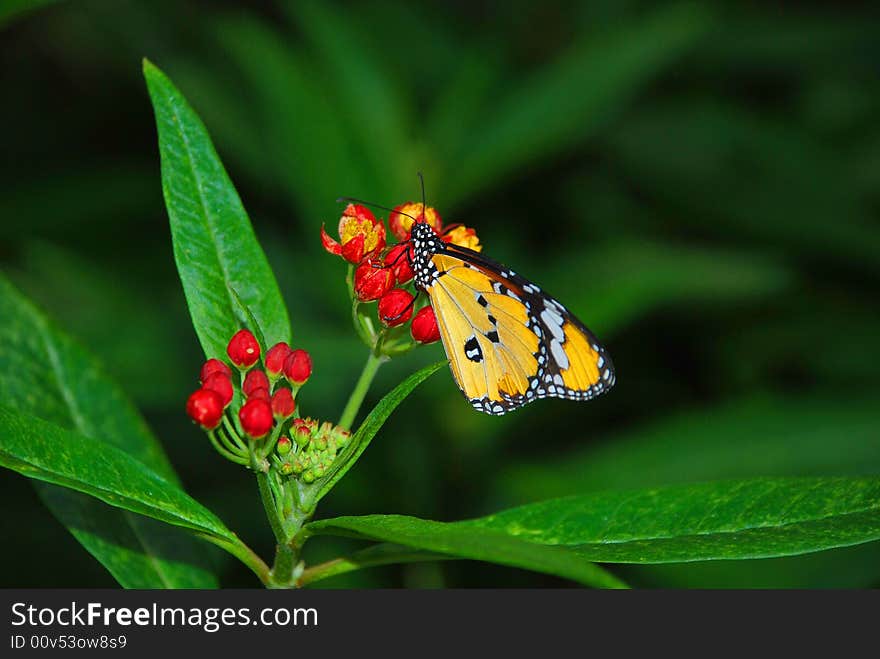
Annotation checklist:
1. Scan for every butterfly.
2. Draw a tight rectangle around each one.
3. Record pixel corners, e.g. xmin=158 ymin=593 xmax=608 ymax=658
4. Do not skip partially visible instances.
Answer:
xmin=407 ymin=220 xmax=615 ymax=415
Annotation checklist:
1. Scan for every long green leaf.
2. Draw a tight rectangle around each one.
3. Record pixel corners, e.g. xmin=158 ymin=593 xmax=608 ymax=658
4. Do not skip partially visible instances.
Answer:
xmin=143 ymin=58 xmax=290 ymax=357
xmin=0 ymin=275 xmax=215 ymax=587
xmin=305 ymin=516 xmax=626 ymax=588
xmin=473 ymin=477 xmax=880 ymax=562
xmin=308 ymin=361 xmax=446 ymax=506
xmin=308 ymin=477 xmax=880 ymax=579
xmin=0 ymin=407 xmax=239 ymax=545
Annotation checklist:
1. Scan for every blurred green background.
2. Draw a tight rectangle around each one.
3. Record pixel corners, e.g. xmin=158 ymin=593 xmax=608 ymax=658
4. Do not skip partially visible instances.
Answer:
xmin=2 ymin=0 xmax=879 ymax=588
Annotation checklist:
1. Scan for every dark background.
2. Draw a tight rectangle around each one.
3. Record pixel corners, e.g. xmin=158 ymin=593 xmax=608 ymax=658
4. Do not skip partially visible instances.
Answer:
xmin=2 ymin=0 xmax=879 ymax=588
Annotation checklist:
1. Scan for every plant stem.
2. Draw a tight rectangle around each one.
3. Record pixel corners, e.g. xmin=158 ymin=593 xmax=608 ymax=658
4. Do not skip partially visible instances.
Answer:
xmin=256 ymin=470 xmax=285 ymax=544
xmin=200 ymin=533 xmax=271 ymax=586
xmin=338 ymin=351 xmax=386 ymax=430
xmin=268 ymin=543 xmax=297 ymax=588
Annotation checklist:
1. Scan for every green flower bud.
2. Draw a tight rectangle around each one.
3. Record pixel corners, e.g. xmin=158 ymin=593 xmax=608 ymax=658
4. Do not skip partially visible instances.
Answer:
xmin=276 ymin=436 xmax=292 ymax=456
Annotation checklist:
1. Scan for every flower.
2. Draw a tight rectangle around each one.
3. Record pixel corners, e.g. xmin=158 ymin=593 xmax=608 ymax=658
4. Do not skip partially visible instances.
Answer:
xmin=388 ymin=202 xmax=442 ymax=241
xmin=410 ymin=305 xmax=441 ymax=344
xmin=199 ymin=358 xmax=231 ymax=384
xmin=378 ymin=288 xmax=415 ymax=327
xmin=243 ymin=369 xmax=270 ymax=398
xmin=239 ymin=399 xmax=274 ymax=439
xmin=202 ymin=372 xmax=233 ymax=407
xmin=186 ymin=389 xmax=225 ymax=430
xmin=384 ymin=243 xmax=414 ymax=284
xmin=271 ymin=388 xmax=296 ymax=419
xmin=354 ymin=258 xmax=394 ymax=302
xmin=247 ymin=387 xmax=271 ymax=402
xmin=321 ymin=203 xmax=386 ymax=263
xmin=284 ymin=349 xmax=312 ymax=385
xmin=227 ymin=329 xmax=261 ymax=368
xmin=265 ymin=342 xmax=292 ymax=377
xmin=443 ymin=225 xmax=481 ymax=252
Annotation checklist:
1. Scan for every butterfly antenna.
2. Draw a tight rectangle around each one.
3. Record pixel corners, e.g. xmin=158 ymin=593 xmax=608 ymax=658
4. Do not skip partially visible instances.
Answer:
xmin=417 ymin=171 xmax=427 ymax=222
xmin=335 ymin=196 xmax=418 ymax=222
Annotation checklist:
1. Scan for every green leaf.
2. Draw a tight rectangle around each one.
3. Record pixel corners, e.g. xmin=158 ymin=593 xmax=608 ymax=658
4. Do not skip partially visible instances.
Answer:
xmin=0 ymin=407 xmax=242 ymax=549
xmin=143 ymin=58 xmax=291 ymax=357
xmin=494 ymin=394 xmax=880 ymax=503
xmin=442 ymin=3 xmax=711 ymax=205
xmin=0 ymin=275 xmax=216 ymax=587
xmin=308 ymin=478 xmax=880 ymax=580
xmin=306 ymin=516 xmax=626 ymax=589
xmin=308 ymin=361 xmax=447 ymax=507
xmin=472 ymin=477 xmax=880 ymax=562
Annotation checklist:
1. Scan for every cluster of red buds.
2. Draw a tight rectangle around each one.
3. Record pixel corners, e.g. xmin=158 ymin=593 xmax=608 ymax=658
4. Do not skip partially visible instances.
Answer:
xmin=184 ymin=329 xmax=345 ymax=482
xmin=321 ymin=201 xmax=480 ymax=352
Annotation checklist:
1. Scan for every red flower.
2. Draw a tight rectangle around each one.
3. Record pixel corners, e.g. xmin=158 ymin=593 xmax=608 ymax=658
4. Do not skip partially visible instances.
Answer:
xmin=384 ymin=243 xmax=414 ymax=284
xmin=321 ymin=203 xmax=386 ymax=264
xmin=271 ymin=388 xmax=296 ymax=419
xmin=239 ymin=399 xmax=274 ymax=439
xmin=199 ymin=358 xmax=231 ymax=384
xmin=247 ymin=387 xmax=271 ymax=402
xmin=243 ymin=369 xmax=270 ymax=397
xmin=202 ymin=372 xmax=233 ymax=407
xmin=284 ymin=349 xmax=312 ymax=385
xmin=227 ymin=329 xmax=260 ymax=368
xmin=389 ymin=202 xmax=442 ymax=241
xmin=378 ymin=288 xmax=415 ymax=327
xmin=443 ymin=225 xmax=482 ymax=252
xmin=354 ymin=258 xmax=394 ymax=302
xmin=186 ymin=389 xmax=224 ymax=430
xmin=265 ymin=342 xmax=292 ymax=377
xmin=410 ymin=305 xmax=441 ymax=344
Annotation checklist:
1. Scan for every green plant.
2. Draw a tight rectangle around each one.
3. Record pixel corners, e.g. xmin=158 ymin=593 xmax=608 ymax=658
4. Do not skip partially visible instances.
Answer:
xmin=0 ymin=58 xmax=877 ymax=588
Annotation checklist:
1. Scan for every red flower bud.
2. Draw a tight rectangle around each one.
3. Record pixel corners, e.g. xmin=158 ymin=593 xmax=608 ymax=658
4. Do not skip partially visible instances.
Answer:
xmin=354 ymin=258 xmax=394 ymax=302
xmin=199 ymin=358 xmax=231 ymax=384
xmin=227 ymin=329 xmax=260 ymax=368
xmin=243 ymin=369 xmax=270 ymax=397
xmin=321 ymin=204 xmax=386 ymax=264
xmin=389 ymin=202 xmax=442 ymax=241
xmin=239 ymin=399 xmax=274 ymax=439
xmin=384 ymin=243 xmax=414 ymax=284
xmin=202 ymin=372 xmax=233 ymax=407
xmin=265 ymin=342 xmax=292 ymax=377
xmin=378 ymin=288 xmax=415 ymax=327
xmin=291 ymin=417 xmax=313 ymax=447
xmin=247 ymin=387 xmax=271 ymax=402
xmin=410 ymin=305 xmax=441 ymax=344
xmin=186 ymin=388 xmax=224 ymax=430
xmin=284 ymin=349 xmax=312 ymax=385
xmin=271 ymin=388 xmax=296 ymax=419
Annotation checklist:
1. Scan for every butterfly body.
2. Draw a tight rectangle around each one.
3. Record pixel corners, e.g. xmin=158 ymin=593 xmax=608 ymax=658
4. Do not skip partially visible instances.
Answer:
xmin=409 ymin=222 xmax=615 ymax=415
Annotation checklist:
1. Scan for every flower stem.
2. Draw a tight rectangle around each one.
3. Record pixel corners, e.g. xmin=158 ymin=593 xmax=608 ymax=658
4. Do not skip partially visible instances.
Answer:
xmin=337 ymin=351 xmax=386 ymax=430
xmin=256 ymin=470 xmax=285 ymax=544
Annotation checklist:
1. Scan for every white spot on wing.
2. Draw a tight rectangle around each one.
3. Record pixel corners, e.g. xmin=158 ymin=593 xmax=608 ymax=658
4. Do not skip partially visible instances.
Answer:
xmin=550 ymin=339 xmax=569 ymax=370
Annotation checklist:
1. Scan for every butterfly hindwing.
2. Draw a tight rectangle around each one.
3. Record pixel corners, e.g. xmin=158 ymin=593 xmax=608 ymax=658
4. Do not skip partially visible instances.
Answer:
xmin=425 ymin=247 xmax=615 ymax=415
